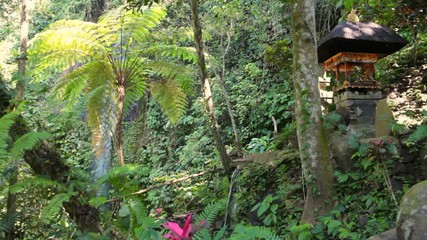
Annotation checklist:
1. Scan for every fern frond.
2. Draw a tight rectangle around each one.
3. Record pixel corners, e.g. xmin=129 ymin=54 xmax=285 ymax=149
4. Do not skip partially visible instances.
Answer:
xmin=193 ymin=199 xmax=226 ymax=240
xmin=128 ymin=196 xmax=147 ymax=226
xmin=10 ymin=132 xmax=51 ymax=159
xmin=0 ymin=103 xmax=25 ymax=164
xmin=97 ymin=5 xmax=166 ymax=46
xmin=9 ymin=177 xmax=63 ymax=194
xmin=144 ymin=45 xmax=198 ymax=64
xmin=0 ymin=107 xmax=21 ymax=160
xmin=147 ymin=61 xmax=195 ymax=94
xmin=29 ymin=21 xmax=106 ymax=80
xmin=40 ymin=192 xmax=76 ymax=224
xmin=194 ymin=199 xmax=226 ymax=227
xmin=124 ymin=79 xmax=147 ymax=117
xmin=150 ymin=80 xmax=187 ymax=124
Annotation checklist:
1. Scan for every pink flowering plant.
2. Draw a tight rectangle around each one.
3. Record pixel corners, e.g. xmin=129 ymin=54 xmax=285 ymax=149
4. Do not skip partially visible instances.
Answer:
xmin=163 ymin=214 xmax=193 ymax=240
xmin=163 ymin=214 xmax=207 ymax=240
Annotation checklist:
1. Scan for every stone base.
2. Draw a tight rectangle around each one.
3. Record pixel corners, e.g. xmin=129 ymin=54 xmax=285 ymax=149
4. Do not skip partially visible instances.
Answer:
xmin=334 ymin=90 xmax=382 ymax=125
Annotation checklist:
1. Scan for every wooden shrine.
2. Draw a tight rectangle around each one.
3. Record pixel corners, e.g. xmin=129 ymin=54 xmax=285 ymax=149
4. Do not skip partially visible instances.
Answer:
xmin=317 ymin=21 xmax=408 ymax=124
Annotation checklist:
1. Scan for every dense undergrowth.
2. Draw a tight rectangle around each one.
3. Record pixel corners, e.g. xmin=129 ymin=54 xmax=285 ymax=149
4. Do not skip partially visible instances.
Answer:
xmin=0 ymin=0 xmax=426 ymax=239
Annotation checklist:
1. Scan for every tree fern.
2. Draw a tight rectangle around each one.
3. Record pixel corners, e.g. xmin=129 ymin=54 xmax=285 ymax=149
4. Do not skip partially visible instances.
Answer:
xmin=29 ymin=3 xmax=196 ymax=165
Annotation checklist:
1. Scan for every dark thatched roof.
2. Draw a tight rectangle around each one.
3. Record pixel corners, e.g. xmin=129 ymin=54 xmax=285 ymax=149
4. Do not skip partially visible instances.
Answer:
xmin=317 ymin=21 xmax=408 ymax=63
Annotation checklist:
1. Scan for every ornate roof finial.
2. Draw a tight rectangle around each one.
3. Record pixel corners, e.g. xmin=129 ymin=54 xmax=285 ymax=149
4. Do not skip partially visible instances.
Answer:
xmin=347 ymin=9 xmax=360 ymax=22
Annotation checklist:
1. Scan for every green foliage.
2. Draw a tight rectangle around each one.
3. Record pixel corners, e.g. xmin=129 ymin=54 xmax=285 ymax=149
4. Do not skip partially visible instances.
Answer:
xmin=290 ymin=223 xmax=313 ymax=240
xmin=247 ymin=136 xmax=273 ymax=153
xmin=228 ymin=224 xmax=281 ymax=240
xmin=405 ymin=124 xmax=427 ymax=145
xmin=41 ymin=191 xmax=76 ymax=224
xmin=251 ymin=194 xmax=279 ymax=226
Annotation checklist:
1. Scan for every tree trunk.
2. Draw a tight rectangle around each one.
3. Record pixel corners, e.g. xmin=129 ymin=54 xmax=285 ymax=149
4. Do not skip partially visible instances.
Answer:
xmin=216 ymin=29 xmax=244 ymax=157
xmin=116 ymin=84 xmax=125 ymax=166
xmin=23 ymin=143 xmax=102 ymax=233
xmin=5 ymin=171 xmax=17 ymax=240
xmin=85 ymin=0 xmax=107 ymax=22
xmin=291 ymin=0 xmax=334 ymax=224
xmin=5 ymin=1 xmax=29 ymax=238
xmin=16 ymin=0 xmax=28 ymax=101
xmin=190 ymin=0 xmax=232 ymax=175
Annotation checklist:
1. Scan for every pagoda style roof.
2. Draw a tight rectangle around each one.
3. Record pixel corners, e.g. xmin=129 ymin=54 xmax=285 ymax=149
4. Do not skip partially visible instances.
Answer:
xmin=317 ymin=21 xmax=408 ymax=63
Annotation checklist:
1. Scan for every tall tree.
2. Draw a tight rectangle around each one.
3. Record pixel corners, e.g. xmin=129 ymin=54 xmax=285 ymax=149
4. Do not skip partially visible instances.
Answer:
xmin=206 ymin=1 xmax=244 ymax=157
xmin=190 ymin=0 xmax=232 ymax=175
xmin=291 ymin=0 xmax=334 ymax=224
xmin=5 ymin=0 xmax=29 ymax=238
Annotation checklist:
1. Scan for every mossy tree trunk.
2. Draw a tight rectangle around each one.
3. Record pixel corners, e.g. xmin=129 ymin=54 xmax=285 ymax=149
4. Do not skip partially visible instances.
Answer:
xmin=190 ymin=0 xmax=232 ymax=175
xmin=291 ymin=0 xmax=334 ymax=224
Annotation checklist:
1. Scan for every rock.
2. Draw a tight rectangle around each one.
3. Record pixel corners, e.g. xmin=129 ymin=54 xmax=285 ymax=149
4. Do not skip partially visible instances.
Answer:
xmin=375 ymin=99 xmax=395 ymax=137
xmin=368 ymin=229 xmax=397 ymax=240
xmin=347 ymin=124 xmax=376 ymax=139
xmin=329 ymin=131 xmax=356 ymax=171
xmin=396 ymin=180 xmax=427 ymax=239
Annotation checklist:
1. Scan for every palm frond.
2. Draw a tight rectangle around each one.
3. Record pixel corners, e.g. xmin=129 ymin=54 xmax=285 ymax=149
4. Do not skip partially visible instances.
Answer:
xmin=150 ymin=80 xmax=187 ymax=124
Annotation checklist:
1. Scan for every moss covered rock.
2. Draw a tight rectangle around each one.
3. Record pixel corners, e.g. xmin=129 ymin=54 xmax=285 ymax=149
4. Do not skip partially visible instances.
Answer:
xmin=396 ymin=180 xmax=427 ymax=240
